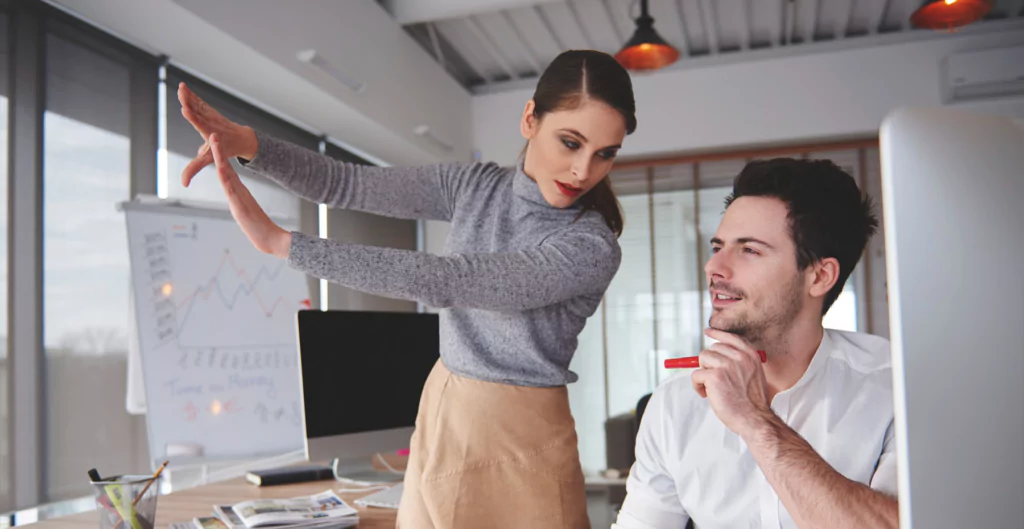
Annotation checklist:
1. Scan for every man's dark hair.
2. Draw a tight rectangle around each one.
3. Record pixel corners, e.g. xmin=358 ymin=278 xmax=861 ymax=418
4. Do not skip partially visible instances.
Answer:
xmin=725 ymin=158 xmax=879 ymax=315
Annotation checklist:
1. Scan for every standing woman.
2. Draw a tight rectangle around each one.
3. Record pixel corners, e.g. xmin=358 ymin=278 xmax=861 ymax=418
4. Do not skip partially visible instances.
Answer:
xmin=179 ymin=50 xmax=636 ymax=529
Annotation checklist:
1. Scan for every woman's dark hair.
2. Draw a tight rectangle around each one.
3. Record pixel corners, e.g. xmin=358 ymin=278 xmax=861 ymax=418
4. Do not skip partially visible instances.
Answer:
xmin=530 ymin=50 xmax=636 ymax=237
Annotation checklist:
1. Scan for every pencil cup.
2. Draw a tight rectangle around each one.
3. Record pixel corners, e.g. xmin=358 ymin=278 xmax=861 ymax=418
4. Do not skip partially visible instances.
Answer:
xmin=90 ymin=475 xmax=160 ymax=529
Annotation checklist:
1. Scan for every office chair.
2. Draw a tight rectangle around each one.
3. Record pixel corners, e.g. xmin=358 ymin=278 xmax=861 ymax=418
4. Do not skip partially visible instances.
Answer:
xmin=635 ymin=393 xmax=652 ymax=435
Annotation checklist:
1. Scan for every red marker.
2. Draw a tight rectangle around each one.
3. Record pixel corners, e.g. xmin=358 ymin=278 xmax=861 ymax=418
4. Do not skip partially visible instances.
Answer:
xmin=664 ymin=350 xmax=767 ymax=369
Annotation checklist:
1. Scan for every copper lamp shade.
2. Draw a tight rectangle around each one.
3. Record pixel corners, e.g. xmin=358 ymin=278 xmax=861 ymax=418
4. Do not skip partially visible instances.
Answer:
xmin=910 ymin=0 xmax=992 ymax=31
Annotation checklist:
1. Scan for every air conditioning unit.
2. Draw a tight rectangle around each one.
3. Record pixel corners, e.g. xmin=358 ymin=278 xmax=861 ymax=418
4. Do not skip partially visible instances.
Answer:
xmin=944 ymin=45 xmax=1024 ymax=102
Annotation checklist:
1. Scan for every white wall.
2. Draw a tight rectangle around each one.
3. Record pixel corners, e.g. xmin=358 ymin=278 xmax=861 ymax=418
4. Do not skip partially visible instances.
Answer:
xmin=471 ymin=25 xmax=1024 ymax=166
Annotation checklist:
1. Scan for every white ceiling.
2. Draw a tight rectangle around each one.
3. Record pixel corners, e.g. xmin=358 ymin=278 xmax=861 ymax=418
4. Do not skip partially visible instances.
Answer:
xmin=43 ymin=0 xmax=1022 ymax=166
xmin=385 ymin=0 xmax=1024 ymax=92
xmin=46 ymin=0 xmax=473 ymax=167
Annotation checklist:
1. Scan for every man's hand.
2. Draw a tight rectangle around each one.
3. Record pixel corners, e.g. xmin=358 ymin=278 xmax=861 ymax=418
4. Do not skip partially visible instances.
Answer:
xmin=691 ymin=328 xmax=774 ymax=438
xmin=694 ymin=328 xmax=899 ymax=529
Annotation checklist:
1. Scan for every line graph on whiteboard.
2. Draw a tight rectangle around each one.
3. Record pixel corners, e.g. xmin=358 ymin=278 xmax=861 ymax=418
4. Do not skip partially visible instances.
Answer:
xmin=126 ymin=207 xmax=310 ymax=460
xmin=143 ymin=225 xmax=311 ymax=350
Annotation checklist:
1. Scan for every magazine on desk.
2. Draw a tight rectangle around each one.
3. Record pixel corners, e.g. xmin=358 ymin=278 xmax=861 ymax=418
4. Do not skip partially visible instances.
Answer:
xmin=226 ymin=490 xmax=358 ymax=528
xmin=195 ymin=516 xmax=356 ymax=529
xmin=212 ymin=506 xmax=245 ymax=529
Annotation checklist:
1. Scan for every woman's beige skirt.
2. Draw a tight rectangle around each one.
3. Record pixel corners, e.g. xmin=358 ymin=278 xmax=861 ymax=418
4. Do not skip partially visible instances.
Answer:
xmin=396 ymin=360 xmax=589 ymax=529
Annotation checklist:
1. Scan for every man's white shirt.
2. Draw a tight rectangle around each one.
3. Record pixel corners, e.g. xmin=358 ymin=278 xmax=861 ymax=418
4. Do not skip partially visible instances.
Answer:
xmin=615 ymin=329 xmax=897 ymax=529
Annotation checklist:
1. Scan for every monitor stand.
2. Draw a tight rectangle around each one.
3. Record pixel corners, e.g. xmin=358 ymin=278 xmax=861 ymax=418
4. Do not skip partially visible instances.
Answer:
xmin=331 ymin=455 xmax=404 ymax=485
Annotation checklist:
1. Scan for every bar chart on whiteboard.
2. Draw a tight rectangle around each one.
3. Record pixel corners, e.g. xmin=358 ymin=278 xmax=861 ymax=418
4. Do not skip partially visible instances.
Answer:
xmin=124 ymin=201 xmax=311 ymax=463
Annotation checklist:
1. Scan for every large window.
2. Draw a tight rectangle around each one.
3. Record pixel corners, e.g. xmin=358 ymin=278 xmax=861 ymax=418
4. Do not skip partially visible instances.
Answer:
xmin=571 ymin=145 xmax=885 ymax=475
xmin=696 ymin=160 xmax=749 ymax=350
xmin=605 ymin=193 xmax=656 ymax=419
xmin=0 ymin=0 xmax=380 ymax=511
xmin=0 ymin=10 xmax=10 ymax=512
xmin=566 ymin=296 xmax=606 ymax=480
xmin=650 ymin=166 xmax=703 ymax=386
xmin=42 ymin=30 xmax=144 ymax=502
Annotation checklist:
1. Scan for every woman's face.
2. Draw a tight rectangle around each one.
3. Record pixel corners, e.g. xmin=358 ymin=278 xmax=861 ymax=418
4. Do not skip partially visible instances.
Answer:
xmin=520 ymin=97 xmax=627 ymax=209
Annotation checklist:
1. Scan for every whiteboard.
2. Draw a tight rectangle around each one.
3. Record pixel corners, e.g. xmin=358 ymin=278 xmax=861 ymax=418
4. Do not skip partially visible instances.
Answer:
xmin=123 ymin=198 xmax=311 ymax=465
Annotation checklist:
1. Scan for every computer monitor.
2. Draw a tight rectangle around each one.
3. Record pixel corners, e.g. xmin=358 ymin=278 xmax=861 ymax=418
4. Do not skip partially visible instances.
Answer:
xmin=880 ymin=107 xmax=1023 ymax=528
xmin=296 ymin=310 xmax=439 ymax=477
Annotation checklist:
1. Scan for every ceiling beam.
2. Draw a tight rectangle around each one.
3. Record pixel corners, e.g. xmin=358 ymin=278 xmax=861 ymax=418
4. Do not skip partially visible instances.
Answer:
xmin=383 ymin=0 xmax=562 ymax=25
xmin=902 ymin=0 xmax=916 ymax=30
xmin=426 ymin=22 xmax=445 ymax=70
xmin=845 ymin=0 xmax=859 ymax=37
xmin=671 ymin=0 xmax=691 ymax=57
xmin=436 ymin=21 xmax=491 ymax=84
xmin=771 ymin=0 xmax=783 ymax=46
xmin=566 ymin=1 xmax=596 ymax=49
xmin=836 ymin=0 xmax=854 ymax=39
xmin=805 ymin=0 xmax=820 ymax=43
xmin=698 ymin=0 xmax=720 ymax=54
xmin=1008 ymin=0 xmax=1024 ymax=17
xmin=464 ymin=16 xmax=519 ymax=80
xmin=739 ymin=0 xmax=752 ymax=50
xmin=784 ymin=0 xmax=795 ymax=45
xmin=534 ymin=5 xmax=566 ymax=52
xmin=602 ymin=0 xmax=626 ymax=43
xmin=499 ymin=11 xmax=541 ymax=75
xmin=870 ymin=0 xmax=891 ymax=34
xmin=461 ymin=55 xmax=491 ymax=85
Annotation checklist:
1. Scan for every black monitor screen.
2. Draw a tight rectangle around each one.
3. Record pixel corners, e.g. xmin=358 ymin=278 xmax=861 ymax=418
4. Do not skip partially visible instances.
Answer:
xmin=297 ymin=310 xmax=439 ymax=439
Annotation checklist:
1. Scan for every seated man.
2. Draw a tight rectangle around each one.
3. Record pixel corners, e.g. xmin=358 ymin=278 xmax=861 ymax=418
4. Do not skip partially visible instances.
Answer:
xmin=615 ymin=159 xmax=898 ymax=529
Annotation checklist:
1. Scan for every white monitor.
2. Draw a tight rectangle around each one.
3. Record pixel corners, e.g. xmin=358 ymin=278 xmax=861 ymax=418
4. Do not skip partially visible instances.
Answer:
xmin=880 ymin=107 xmax=1024 ymax=528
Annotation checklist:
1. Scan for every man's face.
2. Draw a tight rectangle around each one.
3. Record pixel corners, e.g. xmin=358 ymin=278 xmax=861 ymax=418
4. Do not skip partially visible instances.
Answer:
xmin=705 ymin=196 xmax=807 ymax=343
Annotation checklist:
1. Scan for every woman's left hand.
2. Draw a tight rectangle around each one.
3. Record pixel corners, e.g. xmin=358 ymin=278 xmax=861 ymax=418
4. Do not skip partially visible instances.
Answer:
xmin=209 ymin=133 xmax=292 ymax=258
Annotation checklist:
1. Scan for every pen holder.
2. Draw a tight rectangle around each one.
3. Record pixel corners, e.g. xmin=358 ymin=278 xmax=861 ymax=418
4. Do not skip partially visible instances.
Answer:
xmin=90 ymin=475 xmax=160 ymax=529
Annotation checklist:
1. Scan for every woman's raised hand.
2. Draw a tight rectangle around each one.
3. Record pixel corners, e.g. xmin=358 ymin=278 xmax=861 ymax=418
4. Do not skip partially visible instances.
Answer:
xmin=177 ymin=82 xmax=259 ymax=187
xmin=208 ymin=133 xmax=291 ymax=258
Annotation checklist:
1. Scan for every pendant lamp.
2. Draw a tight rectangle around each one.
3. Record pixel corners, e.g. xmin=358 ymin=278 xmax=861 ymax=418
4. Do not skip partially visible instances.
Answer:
xmin=910 ymin=0 xmax=992 ymax=31
xmin=615 ymin=0 xmax=680 ymax=71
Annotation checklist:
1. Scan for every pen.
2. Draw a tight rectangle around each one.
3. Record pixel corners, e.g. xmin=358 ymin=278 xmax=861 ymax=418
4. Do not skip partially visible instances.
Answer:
xmin=132 ymin=460 xmax=168 ymax=507
xmin=664 ymin=350 xmax=767 ymax=369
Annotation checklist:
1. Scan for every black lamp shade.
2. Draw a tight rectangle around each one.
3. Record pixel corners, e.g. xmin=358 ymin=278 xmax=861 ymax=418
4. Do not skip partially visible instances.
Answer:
xmin=615 ymin=9 xmax=680 ymax=71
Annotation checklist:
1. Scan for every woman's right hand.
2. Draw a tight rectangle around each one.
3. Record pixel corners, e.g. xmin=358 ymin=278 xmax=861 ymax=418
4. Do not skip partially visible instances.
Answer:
xmin=177 ymin=82 xmax=259 ymax=187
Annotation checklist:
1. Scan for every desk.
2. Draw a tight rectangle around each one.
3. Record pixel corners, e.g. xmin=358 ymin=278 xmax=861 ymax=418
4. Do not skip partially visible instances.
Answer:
xmin=20 ymin=462 xmax=625 ymax=529
xmin=22 ymin=477 xmax=397 ymax=529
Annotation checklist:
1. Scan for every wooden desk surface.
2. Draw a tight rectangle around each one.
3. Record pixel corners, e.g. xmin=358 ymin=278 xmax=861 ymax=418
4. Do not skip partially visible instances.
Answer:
xmin=20 ymin=456 xmax=624 ymax=529
xmin=23 ymin=477 xmax=398 ymax=529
